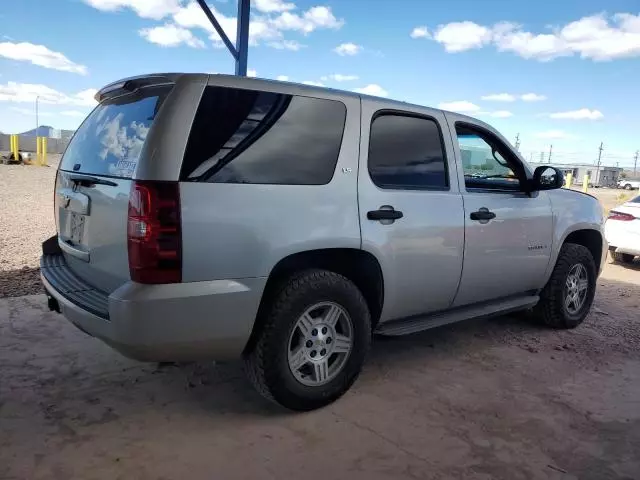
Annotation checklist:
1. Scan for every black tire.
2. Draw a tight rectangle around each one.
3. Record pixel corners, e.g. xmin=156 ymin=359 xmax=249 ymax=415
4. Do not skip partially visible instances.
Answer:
xmin=625 ymin=184 xmax=633 ymax=190
xmin=533 ymin=243 xmax=596 ymax=329
xmin=613 ymin=251 xmax=635 ymax=264
xmin=244 ymin=269 xmax=371 ymax=411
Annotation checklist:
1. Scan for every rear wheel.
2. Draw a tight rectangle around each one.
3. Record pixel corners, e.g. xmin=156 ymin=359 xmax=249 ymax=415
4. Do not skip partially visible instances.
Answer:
xmin=533 ymin=243 xmax=596 ymax=329
xmin=244 ymin=269 xmax=371 ymax=411
xmin=613 ymin=251 xmax=635 ymax=264
xmin=625 ymin=183 xmax=633 ymax=190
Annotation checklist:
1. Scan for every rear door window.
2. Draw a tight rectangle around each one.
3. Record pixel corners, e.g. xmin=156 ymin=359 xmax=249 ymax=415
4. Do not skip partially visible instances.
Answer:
xmin=59 ymin=86 xmax=171 ymax=178
xmin=181 ymin=87 xmax=347 ymax=185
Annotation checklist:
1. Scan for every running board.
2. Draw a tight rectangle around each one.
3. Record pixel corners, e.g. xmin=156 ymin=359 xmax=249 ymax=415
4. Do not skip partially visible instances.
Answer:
xmin=375 ymin=295 xmax=540 ymax=336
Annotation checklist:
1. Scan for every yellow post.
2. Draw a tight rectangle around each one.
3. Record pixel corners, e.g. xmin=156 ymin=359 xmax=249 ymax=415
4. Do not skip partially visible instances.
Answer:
xmin=9 ymin=134 xmax=14 ymax=157
xmin=41 ymin=136 xmax=47 ymax=166
xmin=565 ymin=172 xmax=573 ymax=188
xmin=36 ymin=136 xmax=41 ymax=165
xmin=40 ymin=137 xmax=47 ymax=167
xmin=11 ymin=134 xmax=19 ymax=161
xmin=583 ymin=174 xmax=589 ymax=193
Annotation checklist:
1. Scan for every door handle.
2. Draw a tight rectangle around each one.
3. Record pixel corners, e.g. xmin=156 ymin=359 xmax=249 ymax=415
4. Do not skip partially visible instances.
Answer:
xmin=367 ymin=208 xmax=403 ymax=221
xmin=470 ymin=208 xmax=496 ymax=221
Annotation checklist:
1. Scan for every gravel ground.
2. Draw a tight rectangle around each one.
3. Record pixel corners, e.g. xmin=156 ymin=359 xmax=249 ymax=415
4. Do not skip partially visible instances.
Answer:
xmin=0 ymin=156 xmax=59 ymax=297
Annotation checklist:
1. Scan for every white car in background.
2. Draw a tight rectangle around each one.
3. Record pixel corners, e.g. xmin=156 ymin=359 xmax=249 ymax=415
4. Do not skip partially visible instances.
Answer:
xmin=617 ymin=178 xmax=640 ymax=190
xmin=606 ymin=194 xmax=640 ymax=264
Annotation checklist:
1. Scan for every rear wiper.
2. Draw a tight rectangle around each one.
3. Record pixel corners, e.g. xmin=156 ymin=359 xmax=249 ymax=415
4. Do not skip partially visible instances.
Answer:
xmin=68 ymin=174 xmax=118 ymax=187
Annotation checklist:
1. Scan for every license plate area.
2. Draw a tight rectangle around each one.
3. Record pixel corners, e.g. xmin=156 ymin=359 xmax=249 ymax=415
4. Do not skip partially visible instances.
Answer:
xmin=68 ymin=212 xmax=86 ymax=244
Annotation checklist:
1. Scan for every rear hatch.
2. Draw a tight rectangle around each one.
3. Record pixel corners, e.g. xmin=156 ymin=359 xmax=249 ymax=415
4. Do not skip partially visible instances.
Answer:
xmin=55 ymin=81 xmax=173 ymax=293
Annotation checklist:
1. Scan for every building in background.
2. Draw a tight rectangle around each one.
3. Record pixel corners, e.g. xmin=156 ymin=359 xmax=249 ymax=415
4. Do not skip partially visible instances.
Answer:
xmin=530 ymin=162 xmax=622 ymax=187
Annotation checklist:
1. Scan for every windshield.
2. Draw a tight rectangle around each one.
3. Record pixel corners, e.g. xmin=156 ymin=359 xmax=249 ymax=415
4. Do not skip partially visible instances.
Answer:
xmin=59 ymin=86 xmax=171 ymax=178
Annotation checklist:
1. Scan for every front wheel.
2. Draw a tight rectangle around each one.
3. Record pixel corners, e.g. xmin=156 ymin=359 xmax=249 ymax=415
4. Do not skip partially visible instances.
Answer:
xmin=625 ymin=184 xmax=633 ymax=190
xmin=533 ymin=243 xmax=596 ymax=329
xmin=244 ymin=270 xmax=371 ymax=411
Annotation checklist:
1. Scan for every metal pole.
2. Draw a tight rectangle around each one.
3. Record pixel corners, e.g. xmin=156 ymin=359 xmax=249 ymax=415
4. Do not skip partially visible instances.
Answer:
xmin=235 ymin=0 xmax=250 ymax=76
xmin=35 ymin=96 xmax=39 ymax=137
xmin=634 ymin=150 xmax=639 ymax=177
xmin=514 ymin=133 xmax=520 ymax=151
xmin=596 ymin=142 xmax=603 ymax=185
xmin=195 ymin=0 xmax=238 ymax=59
xmin=548 ymin=144 xmax=552 ymax=163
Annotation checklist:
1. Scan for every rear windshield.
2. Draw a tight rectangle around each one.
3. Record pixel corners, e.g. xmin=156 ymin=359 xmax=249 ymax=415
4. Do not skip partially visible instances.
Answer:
xmin=59 ymin=85 xmax=171 ymax=178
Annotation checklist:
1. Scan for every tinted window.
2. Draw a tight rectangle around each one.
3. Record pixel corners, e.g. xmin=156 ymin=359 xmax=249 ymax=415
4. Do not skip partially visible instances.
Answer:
xmin=368 ymin=114 xmax=448 ymax=189
xmin=455 ymin=125 xmax=522 ymax=191
xmin=181 ymin=87 xmax=346 ymax=185
xmin=59 ymin=86 xmax=171 ymax=178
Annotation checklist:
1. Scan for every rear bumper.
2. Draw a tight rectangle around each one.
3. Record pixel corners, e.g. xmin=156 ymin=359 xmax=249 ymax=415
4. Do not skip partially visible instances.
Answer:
xmin=41 ymin=254 xmax=266 ymax=362
xmin=605 ymin=222 xmax=640 ymax=257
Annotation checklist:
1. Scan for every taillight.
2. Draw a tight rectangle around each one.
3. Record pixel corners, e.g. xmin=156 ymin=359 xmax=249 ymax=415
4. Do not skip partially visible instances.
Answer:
xmin=608 ymin=211 xmax=635 ymax=222
xmin=127 ymin=181 xmax=182 ymax=284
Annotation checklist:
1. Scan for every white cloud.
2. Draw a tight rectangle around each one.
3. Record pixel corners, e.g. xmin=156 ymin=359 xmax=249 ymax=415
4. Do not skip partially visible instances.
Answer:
xmin=247 ymin=69 xmax=257 ymax=77
xmin=321 ymin=74 xmax=359 ymax=82
xmin=521 ymin=93 xmax=546 ymax=101
xmin=487 ymin=110 xmax=514 ymax=118
xmin=139 ymin=23 xmax=205 ymax=48
xmin=0 ymin=82 xmax=97 ymax=107
xmin=268 ymin=40 xmax=304 ymax=50
xmin=438 ymin=100 xmax=481 ymax=112
xmin=272 ymin=6 xmax=343 ymax=34
xmin=253 ymin=0 xmax=295 ymax=13
xmin=88 ymin=1 xmax=342 ymax=51
xmin=82 ymin=0 xmax=181 ymax=20
xmin=334 ymin=42 xmax=362 ymax=56
xmin=434 ymin=21 xmax=492 ymax=52
xmin=410 ymin=26 xmax=430 ymax=39
xmin=0 ymin=41 xmax=87 ymax=75
xmin=276 ymin=75 xmax=289 ymax=81
xmin=353 ymin=84 xmax=388 ymax=97
xmin=481 ymin=93 xmax=516 ymax=102
xmin=302 ymin=80 xmax=325 ymax=86
xmin=534 ymin=130 xmax=577 ymax=139
xmin=60 ymin=110 xmax=87 ymax=117
xmin=549 ymin=108 xmax=603 ymax=120
xmin=427 ymin=13 xmax=640 ymax=61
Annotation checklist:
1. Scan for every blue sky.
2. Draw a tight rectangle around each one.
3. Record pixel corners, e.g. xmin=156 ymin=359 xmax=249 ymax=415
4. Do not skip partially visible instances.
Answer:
xmin=1 ymin=0 xmax=639 ymax=167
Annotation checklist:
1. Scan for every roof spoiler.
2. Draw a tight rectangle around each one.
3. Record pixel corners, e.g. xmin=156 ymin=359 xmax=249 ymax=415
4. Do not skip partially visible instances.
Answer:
xmin=94 ymin=74 xmax=178 ymax=103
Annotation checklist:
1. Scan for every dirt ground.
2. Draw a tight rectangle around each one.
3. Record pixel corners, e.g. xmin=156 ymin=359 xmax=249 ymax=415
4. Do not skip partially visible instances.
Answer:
xmin=1 ymin=258 xmax=639 ymax=480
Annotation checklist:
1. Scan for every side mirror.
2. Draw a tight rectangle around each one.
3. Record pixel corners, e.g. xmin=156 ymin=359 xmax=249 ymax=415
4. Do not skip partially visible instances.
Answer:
xmin=532 ymin=166 xmax=564 ymax=191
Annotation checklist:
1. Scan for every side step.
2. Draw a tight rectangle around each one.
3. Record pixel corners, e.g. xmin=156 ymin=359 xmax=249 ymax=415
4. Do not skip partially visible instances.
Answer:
xmin=375 ymin=295 xmax=539 ymax=336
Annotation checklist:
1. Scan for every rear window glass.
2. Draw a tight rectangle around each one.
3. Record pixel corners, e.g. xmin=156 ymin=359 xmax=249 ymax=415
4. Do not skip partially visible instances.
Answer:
xmin=181 ymin=86 xmax=346 ymax=185
xmin=59 ymin=86 xmax=171 ymax=178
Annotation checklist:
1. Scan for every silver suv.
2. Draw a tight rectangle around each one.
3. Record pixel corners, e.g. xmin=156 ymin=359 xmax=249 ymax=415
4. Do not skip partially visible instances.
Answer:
xmin=41 ymin=73 xmax=606 ymax=411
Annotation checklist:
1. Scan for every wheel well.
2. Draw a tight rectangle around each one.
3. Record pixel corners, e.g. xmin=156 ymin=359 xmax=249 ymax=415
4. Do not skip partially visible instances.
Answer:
xmin=564 ymin=229 xmax=603 ymax=271
xmin=244 ymin=249 xmax=384 ymax=353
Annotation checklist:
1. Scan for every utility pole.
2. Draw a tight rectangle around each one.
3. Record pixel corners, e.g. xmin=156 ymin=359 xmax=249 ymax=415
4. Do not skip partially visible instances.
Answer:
xmin=540 ymin=151 xmax=544 ymax=163
xmin=529 ymin=152 xmax=533 ymax=162
xmin=595 ymin=142 xmax=603 ymax=185
xmin=514 ymin=133 xmax=520 ymax=151
xmin=548 ymin=144 xmax=553 ymax=163
xmin=35 ymin=96 xmax=39 ymax=137
xmin=634 ymin=150 xmax=639 ymax=177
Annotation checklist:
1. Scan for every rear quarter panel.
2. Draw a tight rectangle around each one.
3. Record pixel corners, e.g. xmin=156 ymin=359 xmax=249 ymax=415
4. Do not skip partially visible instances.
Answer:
xmin=544 ymin=189 xmax=606 ymax=281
